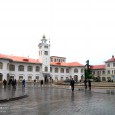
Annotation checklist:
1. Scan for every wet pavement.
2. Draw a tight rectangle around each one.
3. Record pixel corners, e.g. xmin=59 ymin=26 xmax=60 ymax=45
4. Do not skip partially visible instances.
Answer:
xmin=0 ymin=84 xmax=115 ymax=115
xmin=0 ymin=86 xmax=27 ymax=100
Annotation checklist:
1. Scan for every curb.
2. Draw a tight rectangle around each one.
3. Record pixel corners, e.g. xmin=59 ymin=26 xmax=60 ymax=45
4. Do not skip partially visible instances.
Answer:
xmin=0 ymin=94 xmax=28 ymax=103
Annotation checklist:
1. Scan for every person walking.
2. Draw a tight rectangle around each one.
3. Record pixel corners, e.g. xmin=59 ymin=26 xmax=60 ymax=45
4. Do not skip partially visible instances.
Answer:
xmin=34 ymin=79 xmax=36 ymax=86
xmin=70 ymin=78 xmax=75 ymax=92
xmin=40 ymin=80 xmax=43 ymax=87
xmin=3 ymin=79 xmax=7 ymax=88
xmin=22 ymin=79 xmax=25 ymax=87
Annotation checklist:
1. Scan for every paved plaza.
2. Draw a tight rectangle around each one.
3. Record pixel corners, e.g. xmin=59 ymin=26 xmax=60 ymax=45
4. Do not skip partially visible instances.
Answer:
xmin=0 ymin=84 xmax=115 ymax=115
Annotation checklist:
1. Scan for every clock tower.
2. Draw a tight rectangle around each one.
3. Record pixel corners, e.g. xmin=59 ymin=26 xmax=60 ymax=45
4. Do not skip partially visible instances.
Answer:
xmin=38 ymin=35 xmax=50 ymax=81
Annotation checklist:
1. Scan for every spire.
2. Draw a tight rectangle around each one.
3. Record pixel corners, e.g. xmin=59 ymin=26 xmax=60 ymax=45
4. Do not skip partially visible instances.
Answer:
xmin=41 ymin=35 xmax=47 ymax=43
xmin=43 ymin=35 xmax=45 ymax=39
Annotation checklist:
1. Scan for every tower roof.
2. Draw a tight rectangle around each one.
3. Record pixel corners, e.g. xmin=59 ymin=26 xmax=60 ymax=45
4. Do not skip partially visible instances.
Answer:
xmin=41 ymin=35 xmax=47 ymax=43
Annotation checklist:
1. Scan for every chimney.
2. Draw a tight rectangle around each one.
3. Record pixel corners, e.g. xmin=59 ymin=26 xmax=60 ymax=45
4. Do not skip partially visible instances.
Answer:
xmin=112 ymin=55 xmax=114 ymax=58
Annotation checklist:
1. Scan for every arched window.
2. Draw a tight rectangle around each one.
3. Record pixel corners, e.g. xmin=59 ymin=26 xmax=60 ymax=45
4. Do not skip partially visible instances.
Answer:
xmin=28 ymin=76 xmax=32 ymax=81
xmin=0 ymin=62 xmax=3 ymax=69
xmin=60 ymin=68 xmax=64 ymax=73
xmin=27 ymin=66 xmax=33 ymax=71
xmin=55 ymin=68 xmax=58 ymax=73
xmin=18 ymin=65 xmax=24 ymax=71
xmin=36 ymin=66 xmax=40 ymax=72
xmin=66 ymin=68 xmax=69 ymax=73
xmin=74 ymin=68 xmax=78 ymax=73
xmin=50 ymin=67 xmax=52 ymax=72
xmin=45 ymin=67 xmax=48 ymax=72
xmin=9 ymin=64 xmax=15 ymax=71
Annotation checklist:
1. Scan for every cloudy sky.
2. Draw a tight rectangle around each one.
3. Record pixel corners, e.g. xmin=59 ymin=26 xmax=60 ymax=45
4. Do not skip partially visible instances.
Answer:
xmin=0 ymin=0 xmax=115 ymax=65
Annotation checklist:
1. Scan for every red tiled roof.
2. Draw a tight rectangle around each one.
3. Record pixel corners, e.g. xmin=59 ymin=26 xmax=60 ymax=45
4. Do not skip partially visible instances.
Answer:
xmin=0 ymin=54 xmax=84 ymax=66
xmin=50 ymin=62 xmax=84 ymax=67
xmin=105 ymin=57 xmax=115 ymax=62
xmin=91 ymin=65 xmax=105 ymax=70
xmin=0 ymin=54 xmax=40 ymax=64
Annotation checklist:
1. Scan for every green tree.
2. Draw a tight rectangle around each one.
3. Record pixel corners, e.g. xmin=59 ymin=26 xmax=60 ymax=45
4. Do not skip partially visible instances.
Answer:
xmin=85 ymin=60 xmax=93 ymax=79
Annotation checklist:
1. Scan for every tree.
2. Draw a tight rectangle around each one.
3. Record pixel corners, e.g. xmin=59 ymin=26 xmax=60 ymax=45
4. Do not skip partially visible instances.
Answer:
xmin=85 ymin=60 xmax=93 ymax=79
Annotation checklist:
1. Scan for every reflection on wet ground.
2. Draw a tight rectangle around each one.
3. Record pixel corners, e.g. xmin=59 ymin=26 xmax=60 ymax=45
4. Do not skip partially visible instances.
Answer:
xmin=0 ymin=85 xmax=115 ymax=115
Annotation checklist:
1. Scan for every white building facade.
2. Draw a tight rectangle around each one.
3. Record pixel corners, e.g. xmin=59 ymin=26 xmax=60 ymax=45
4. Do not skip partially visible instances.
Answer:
xmin=0 ymin=36 xmax=85 ymax=83
xmin=92 ymin=55 xmax=115 ymax=81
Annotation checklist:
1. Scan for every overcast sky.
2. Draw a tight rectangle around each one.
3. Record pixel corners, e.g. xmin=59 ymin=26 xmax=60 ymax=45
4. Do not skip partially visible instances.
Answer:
xmin=0 ymin=0 xmax=115 ymax=65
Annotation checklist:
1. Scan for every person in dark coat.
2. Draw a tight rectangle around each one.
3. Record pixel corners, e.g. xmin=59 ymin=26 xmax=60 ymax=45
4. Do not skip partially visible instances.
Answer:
xmin=70 ymin=78 xmax=75 ymax=92
xmin=40 ymin=80 xmax=43 ymax=87
xmin=3 ymin=79 xmax=7 ymax=88
xmin=22 ymin=79 xmax=25 ymax=87
xmin=12 ymin=79 xmax=16 ymax=89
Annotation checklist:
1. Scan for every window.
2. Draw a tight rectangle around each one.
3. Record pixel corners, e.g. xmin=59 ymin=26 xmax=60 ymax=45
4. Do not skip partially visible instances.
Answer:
xmin=60 ymin=68 xmax=64 ymax=73
xmin=107 ymin=70 xmax=110 ymax=74
xmin=28 ymin=76 xmax=32 ymax=81
xmin=45 ymin=66 xmax=48 ymax=72
xmin=54 ymin=59 xmax=56 ymax=62
xmin=107 ymin=63 xmax=110 ymax=67
xmin=66 ymin=68 xmax=69 ymax=73
xmin=74 ymin=68 xmax=78 ymax=73
xmin=97 ymin=71 xmax=100 ymax=75
xmin=36 ymin=76 xmax=39 ymax=80
xmin=50 ymin=67 xmax=52 ymax=72
xmin=9 ymin=64 xmax=15 ymax=71
xmin=0 ymin=62 xmax=3 ymax=69
xmin=55 ymin=68 xmax=58 ymax=73
xmin=55 ymin=77 xmax=58 ymax=80
xmin=66 ymin=77 xmax=69 ymax=80
xmin=18 ymin=65 xmax=24 ymax=71
xmin=36 ymin=66 xmax=40 ymax=72
xmin=19 ymin=76 xmax=23 ymax=81
xmin=44 ymin=51 xmax=48 ymax=55
xmin=27 ymin=66 xmax=33 ymax=71
xmin=61 ymin=77 xmax=63 ymax=80
xmin=113 ymin=63 xmax=115 ymax=67
xmin=102 ymin=71 xmax=105 ymax=74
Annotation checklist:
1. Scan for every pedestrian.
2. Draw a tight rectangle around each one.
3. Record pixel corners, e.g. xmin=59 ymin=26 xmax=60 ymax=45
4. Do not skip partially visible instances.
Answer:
xmin=3 ymin=79 xmax=7 ymax=88
xmin=88 ymin=79 xmax=91 ymax=90
xmin=40 ymin=80 xmax=43 ymax=87
xmin=84 ymin=79 xmax=87 ymax=89
xmin=22 ymin=79 xmax=25 ymax=87
xmin=8 ymin=78 xmax=12 ymax=85
xmin=12 ymin=79 xmax=16 ymax=89
xmin=70 ymin=78 xmax=75 ymax=92
xmin=34 ymin=79 xmax=36 ymax=86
